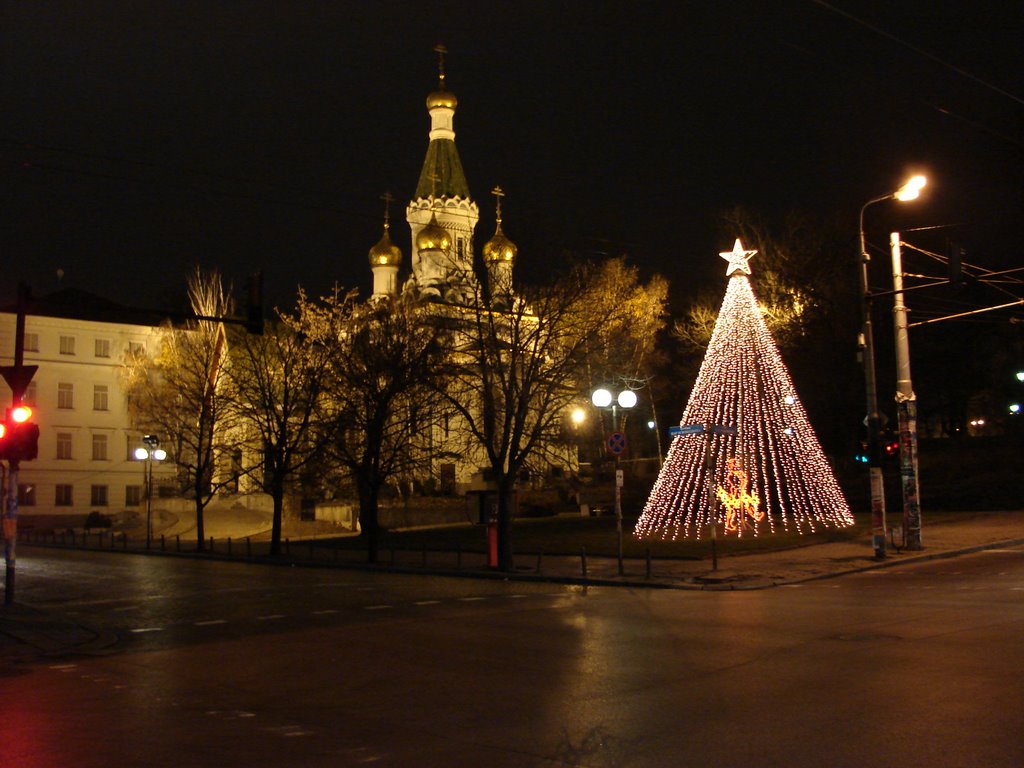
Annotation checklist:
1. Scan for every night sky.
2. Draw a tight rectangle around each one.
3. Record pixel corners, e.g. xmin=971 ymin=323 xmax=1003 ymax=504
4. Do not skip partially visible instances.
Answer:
xmin=3 ymin=1 xmax=1022 ymax=315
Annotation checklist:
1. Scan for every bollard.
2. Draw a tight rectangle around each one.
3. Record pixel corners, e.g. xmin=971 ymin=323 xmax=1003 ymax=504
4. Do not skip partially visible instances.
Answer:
xmin=228 ymin=537 xmax=232 ymax=557
xmin=123 ymin=532 xmax=128 ymax=550
xmin=246 ymin=537 xmax=252 ymax=559
xmin=285 ymin=538 xmax=290 ymax=555
xmin=209 ymin=536 xmax=214 ymax=553
xmin=581 ymin=547 xmax=588 ymax=578
xmin=421 ymin=541 xmax=427 ymax=568
xmin=646 ymin=548 xmax=652 ymax=580
xmin=176 ymin=534 xmax=180 ymax=552
xmin=160 ymin=534 xmax=165 ymax=552
xmin=309 ymin=540 xmax=314 ymax=561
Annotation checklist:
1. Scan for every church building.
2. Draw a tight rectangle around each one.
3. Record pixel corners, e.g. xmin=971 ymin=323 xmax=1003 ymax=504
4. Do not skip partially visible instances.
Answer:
xmin=368 ymin=47 xmax=517 ymax=308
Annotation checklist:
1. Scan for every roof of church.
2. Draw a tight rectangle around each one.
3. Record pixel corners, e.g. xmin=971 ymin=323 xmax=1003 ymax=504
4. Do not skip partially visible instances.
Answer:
xmin=415 ymin=138 xmax=470 ymax=200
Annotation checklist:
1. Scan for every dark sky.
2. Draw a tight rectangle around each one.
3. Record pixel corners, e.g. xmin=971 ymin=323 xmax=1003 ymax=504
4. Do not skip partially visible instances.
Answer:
xmin=3 ymin=1 xmax=1022 ymax=314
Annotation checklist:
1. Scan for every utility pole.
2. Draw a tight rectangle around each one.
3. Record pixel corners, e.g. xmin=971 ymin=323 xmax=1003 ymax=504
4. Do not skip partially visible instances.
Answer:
xmin=2 ymin=285 xmax=38 ymax=604
xmin=859 ymin=201 xmax=888 ymax=559
xmin=890 ymin=233 xmax=923 ymax=550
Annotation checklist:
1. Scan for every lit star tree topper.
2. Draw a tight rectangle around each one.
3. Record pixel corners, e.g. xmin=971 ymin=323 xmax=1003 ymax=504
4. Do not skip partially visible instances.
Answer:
xmin=635 ymin=240 xmax=855 ymax=540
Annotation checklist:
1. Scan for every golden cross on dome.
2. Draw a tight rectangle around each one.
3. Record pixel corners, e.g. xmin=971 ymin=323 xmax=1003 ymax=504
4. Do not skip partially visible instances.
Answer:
xmin=434 ymin=44 xmax=448 ymax=89
xmin=380 ymin=191 xmax=394 ymax=228
xmin=491 ymin=186 xmax=505 ymax=224
xmin=719 ymin=238 xmax=757 ymax=277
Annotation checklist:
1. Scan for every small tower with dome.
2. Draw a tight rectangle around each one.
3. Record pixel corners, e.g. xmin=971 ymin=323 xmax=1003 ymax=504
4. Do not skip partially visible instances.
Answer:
xmin=368 ymin=193 xmax=403 ymax=297
xmin=482 ymin=186 xmax=517 ymax=306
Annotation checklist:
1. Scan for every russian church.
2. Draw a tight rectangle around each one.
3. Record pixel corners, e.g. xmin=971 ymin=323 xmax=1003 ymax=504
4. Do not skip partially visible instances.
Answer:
xmin=367 ymin=47 xmax=517 ymax=308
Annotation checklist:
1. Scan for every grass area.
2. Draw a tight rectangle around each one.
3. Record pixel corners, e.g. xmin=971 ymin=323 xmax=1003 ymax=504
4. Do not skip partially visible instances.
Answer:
xmin=320 ymin=511 xmax=886 ymax=560
xmin=318 ymin=508 xmax=1003 ymax=560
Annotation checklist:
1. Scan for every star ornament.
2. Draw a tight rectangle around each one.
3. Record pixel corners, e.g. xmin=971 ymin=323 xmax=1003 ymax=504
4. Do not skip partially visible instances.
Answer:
xmin=720 ymin=239 xmax=757 ymax=277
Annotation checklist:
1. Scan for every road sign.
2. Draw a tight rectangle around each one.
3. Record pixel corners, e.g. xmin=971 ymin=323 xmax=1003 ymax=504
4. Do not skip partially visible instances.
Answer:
xmin=0 ymin=365 xmax=38 ymax=401
xmin=606 ymin=432 xmax=627 ymax=456
xmin=669 ymin=423 xmax=704 ymax=437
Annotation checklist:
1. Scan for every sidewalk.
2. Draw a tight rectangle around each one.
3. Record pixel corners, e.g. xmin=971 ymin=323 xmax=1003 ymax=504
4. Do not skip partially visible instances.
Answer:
xmin=540 ymin=510 xmax=1024 ymax=589
xmin=3 ymin=510 xmax=1023 ymax=658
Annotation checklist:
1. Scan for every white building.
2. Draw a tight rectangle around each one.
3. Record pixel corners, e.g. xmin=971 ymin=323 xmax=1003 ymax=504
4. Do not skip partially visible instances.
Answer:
xmin=0 ymin=289 xmax=174 ymax=524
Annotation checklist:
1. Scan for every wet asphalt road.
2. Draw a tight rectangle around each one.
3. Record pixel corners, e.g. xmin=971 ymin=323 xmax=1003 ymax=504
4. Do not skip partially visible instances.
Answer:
xmin=4 ymin=545 xmax=1023 ymax=767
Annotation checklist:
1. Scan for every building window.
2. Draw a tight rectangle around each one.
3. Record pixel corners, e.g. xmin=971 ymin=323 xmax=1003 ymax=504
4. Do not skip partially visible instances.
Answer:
xmin=95 ymin=338 xmax=111 ymax=358
xmin=125 ymin=485 xmax=142 ymax=507
xmin=90 ymin=485 xmax=108 ymax=507
xmin=93 ymin=384 xmax=109 ymax=411
xmin=24 ymin=333 xmax=39 ymax=352
xmin=55 ymin=484 xmax=73 ymax=506
xmin=128 ymin=341 xmax=146 ymax=357
xmin=18 ymin=484 xmax=36 ymax=507
xmin=60 ymin=335 xmax=76 ymax=355
xmin=58 ymin=382 xmax=74 ymax=409
xmin=24 ymin=381 xmax=37 ymax=406
xmin=92 ymin=434 xmax=109 ymax=461
xmin=56 ymin=432 xmax=73 ymax=460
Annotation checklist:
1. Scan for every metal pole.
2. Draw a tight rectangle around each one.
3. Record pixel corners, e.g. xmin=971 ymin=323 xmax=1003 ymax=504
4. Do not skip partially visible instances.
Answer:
xmin=3 ymin=460 xmax=18 ymax=604
xmin=890 ymin=233 xmax=923 ymax=550
xmin=612 ymin=403 xmax=624 ymax=576
xmin=859 ymin=197 xmax=890 ymax=558
xmin=145 ymin=457 xmax=153 ymax=549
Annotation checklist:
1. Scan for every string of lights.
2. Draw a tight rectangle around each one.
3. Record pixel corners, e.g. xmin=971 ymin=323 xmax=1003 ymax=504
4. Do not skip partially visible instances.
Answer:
xmin=635 ymin=242 xmax=855 ymax=541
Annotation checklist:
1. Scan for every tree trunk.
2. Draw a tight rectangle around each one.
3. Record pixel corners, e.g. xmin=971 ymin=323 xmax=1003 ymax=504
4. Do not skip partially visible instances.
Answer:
xmin=269 ymin=479 xmax=285 ymax=557
xmin=195 ymin=497 xmax=206 ymax=551
xmin=497 ymin=481 xmax=515 ymax=573
xmin=358 ymin=482 xmax=380 ymax=564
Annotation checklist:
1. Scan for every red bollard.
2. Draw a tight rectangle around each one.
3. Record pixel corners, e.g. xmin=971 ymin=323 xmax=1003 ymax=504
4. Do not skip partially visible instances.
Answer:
xmin=487 ymin=523 xmax=498 ymax=568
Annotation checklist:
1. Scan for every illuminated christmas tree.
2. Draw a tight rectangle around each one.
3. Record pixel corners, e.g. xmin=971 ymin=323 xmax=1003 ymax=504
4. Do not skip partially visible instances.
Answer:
xmin=635 ymin=240 xmax=855 ymax=540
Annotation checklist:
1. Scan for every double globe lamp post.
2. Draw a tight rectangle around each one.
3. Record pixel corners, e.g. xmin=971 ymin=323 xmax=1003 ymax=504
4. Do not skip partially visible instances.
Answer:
xmin=134 ymin=434 xmax=166 ymax=549
xmin=591 ymin=387 xmax=636 ymax=575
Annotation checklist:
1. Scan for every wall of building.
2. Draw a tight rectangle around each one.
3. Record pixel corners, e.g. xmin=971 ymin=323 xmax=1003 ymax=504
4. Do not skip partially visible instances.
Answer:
xmin=1 ymin=312 xmax=175 ymax=522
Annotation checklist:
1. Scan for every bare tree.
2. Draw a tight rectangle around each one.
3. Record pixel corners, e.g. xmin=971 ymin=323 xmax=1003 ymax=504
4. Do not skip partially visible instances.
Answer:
xmin=293 ymin=289 xmax=445 ymax=562
xmin=225 ymin=300 xmax=333 ymax=556
xmin=122 ymin=267 xmax=234 ymax=550
xmin=441 ymin=259 xmax=666 ymax=572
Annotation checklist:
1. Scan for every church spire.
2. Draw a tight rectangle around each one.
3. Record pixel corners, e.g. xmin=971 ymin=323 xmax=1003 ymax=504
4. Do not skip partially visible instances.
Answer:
xmin=417 ymin=43 xmax=469 ymax=199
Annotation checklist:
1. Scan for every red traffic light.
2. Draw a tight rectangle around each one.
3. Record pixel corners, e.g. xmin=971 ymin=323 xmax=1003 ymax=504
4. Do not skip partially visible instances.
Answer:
xmin=1 ymin=405 xmax=39 ymax=462
xmin=10 ymin=405 xmax=32 ymax=423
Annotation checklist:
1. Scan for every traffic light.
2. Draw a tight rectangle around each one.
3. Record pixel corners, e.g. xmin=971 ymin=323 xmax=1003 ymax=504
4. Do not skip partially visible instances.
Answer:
xmin=0 ymin=405 xmax=40 ymax=462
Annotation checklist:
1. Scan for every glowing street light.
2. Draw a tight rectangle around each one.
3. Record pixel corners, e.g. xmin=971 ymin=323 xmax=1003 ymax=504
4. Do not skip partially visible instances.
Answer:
xmin=591 ymin=387 xmax=636 ymax=575
xmin=894 ymin=175 xmax=927 ymax=201
xmin=857 ymin=174 xmax=927 ymax=558
xmin=136 ymin=435 xmax=166 ymax=548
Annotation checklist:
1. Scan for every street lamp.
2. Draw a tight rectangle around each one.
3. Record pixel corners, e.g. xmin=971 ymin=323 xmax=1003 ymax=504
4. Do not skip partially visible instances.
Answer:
xmin=857 ymin=175 xmax=926 ymax=558
xmin=135 ymin=434 xmax=166 ymax=549
xmin=591 ymin=387 xmax=636 ymax=575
